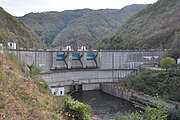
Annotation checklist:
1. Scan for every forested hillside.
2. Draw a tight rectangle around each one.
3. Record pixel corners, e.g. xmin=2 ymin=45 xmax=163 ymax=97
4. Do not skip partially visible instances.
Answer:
xmin=97 ymin=0 xmax=180 ymax=50
xmin=19 ymin=4 xmax=146 ymax=48
xmin=20 ymin=9 xmax=91 ymax=46
xmin=0 ymin=7 xmax=45 ymax=48
xmin=52 ymin=12 xmax=120 ymax=48
xmin=97 ymin=4 xmax=147 ymax=23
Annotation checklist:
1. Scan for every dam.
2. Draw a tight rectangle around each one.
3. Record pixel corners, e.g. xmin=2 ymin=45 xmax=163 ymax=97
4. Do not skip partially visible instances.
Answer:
xmin=8 ymin=49 xmax=166 ymax=93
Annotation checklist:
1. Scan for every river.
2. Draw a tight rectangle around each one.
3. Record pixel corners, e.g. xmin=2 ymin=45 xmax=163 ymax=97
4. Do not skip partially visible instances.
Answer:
xmin=72 ymin=90 xmax=140 ymax=120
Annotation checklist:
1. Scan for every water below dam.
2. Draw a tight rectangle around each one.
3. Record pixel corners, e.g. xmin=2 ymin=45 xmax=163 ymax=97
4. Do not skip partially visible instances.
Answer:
xmin=72 ymin=90 xmax=141 ymax=120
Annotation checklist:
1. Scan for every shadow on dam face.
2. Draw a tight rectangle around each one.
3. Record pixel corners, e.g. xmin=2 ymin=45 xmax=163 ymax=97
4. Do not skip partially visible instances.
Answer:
xmin=72 ymin=90 xmax=141 ymax=120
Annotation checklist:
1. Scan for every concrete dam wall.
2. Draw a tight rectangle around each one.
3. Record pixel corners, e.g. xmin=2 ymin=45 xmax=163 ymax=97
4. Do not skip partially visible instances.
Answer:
xmin=40 ymin=69 xmax=132 ymax=86
xmin=9 ymin=49 xmax=166 ymax=88
xmin=10 ymin=49 xmax=166 ymax=72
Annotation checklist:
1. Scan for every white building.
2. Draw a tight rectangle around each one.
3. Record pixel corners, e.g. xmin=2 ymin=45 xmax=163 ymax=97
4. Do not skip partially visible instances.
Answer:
xmin=62 ymin=44 xmax=73 ymax=51
xmin=78 ymin=45 xmax=87 ymax=51
xmin=51 ymin=87 xmax=65 ymax=96
xmin=0 ymin=43 xmax=3 ymax=49
xmin=8 ymin=42 xmax=16 ymax=49
xmin=177 ymin=58 xmax=180 ymax=64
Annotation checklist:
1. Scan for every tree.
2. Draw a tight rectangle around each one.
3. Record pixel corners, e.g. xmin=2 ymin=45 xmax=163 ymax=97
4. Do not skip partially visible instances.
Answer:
xmin=160 ymin=57 xmax=176 ymax=70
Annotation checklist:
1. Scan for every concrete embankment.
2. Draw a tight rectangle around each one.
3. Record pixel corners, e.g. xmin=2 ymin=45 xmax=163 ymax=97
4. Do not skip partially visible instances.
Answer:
xmin=100 ymin=83 xmax=180 ymax=110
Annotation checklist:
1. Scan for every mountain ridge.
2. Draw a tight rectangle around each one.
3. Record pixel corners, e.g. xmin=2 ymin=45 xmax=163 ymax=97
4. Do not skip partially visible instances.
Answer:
xmin=19 ymin=4 xmax=146 ymax=48
xmin=52 ymin=11 xmax=120 ymax=48
xmin=97 ymin=0 xmax=180 ymax=50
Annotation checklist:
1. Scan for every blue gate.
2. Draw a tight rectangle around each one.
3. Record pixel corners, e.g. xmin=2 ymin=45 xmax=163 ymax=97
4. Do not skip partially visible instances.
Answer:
xmin=56 ymin=54 xmax=65 ymax=61
xmin=72 ymin=53 xmax=81 ymax=60
xmin=87 ymin=53 xmax=95 ymax=60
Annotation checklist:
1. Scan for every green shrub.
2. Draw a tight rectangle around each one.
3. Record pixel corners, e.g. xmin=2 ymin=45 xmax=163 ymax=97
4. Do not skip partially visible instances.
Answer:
xmin=160 ymin=57 xmax=176 ymax=70
xmin=64 ymin=95 xmax=92 ymax=120
xmin=27 ymin=63 xmax=42 ymax=78
xmin=115 ymin=99 xmax=167 ymax=120
xmin=144 ymin=100 xmax=168 ymax=120
xmin=26 ymin=64 xmax=49 ymax=92
xmin=115 ymin=112 xmax=143 ymax=120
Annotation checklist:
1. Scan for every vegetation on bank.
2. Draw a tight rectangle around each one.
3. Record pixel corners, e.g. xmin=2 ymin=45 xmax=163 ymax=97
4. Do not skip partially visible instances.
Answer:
xmin=115 ymin=99 xmax=168 ymax=120
xmin=118 ymin=56 xmax=180 ymax=120
xmin=64 ymin=95 xmax=92 ymax=120
xmin=122 ymin=69 xmax=180 ymax=102
xmin=115 ymin=84 xmax=180 ymax=120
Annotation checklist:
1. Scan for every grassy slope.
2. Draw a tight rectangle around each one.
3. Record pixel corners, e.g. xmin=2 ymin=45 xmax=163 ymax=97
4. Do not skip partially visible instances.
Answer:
xmin=0 ymin=7 xmax=45 ymax=48
xmin=97 ymin=0 xmax=180 ymax=50
xmin=0 ymin=53 xmax=64 ymax=120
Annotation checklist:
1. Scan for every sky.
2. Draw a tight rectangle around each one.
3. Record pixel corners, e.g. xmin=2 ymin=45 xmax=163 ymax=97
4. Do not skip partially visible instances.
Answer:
xmin=0 ymin=0 xmax=158 ymax=16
